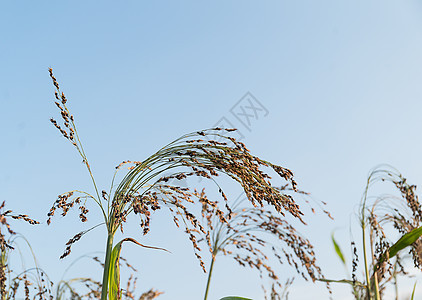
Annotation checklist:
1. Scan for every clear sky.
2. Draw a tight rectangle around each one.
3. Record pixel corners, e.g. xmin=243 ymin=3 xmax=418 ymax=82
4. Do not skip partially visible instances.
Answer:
xmin=2 ymin=1 xmax=422 ymax=299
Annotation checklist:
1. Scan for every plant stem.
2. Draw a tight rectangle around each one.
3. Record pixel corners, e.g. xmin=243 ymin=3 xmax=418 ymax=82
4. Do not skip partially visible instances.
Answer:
xmin=362 ymin=223 xmax=372 ymax=299
xmin=203 ymin=256 xmax=216 ymax=300
xmin=394 ymin=265 xmax=398 ymax=300
xmin=101 ymin=233 xmax=114 ymax=300
xmin=374 ymin=272 xmax=380 ymax=300
xmin=361 ymin=181 xmax=372 ymax=299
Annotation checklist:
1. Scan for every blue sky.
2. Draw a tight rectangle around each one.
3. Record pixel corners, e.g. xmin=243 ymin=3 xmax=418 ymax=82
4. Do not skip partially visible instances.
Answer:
xmin=2 ymin=1 xmax=422 ymax=299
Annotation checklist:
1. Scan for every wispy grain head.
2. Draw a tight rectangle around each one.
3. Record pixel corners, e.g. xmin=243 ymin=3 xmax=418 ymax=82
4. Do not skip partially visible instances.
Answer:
xmin=198 ymin=193 xmax=327 ymax=297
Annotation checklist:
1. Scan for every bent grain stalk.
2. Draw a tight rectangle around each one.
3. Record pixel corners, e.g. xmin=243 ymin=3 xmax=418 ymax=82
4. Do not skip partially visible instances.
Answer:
xmin=47 ymin=69 xmax=314 ymax=299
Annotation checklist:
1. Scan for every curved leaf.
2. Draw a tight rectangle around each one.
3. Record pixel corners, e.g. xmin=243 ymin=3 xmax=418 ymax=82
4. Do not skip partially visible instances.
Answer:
xmin=108 ymin=238 xmax=169 ymax=300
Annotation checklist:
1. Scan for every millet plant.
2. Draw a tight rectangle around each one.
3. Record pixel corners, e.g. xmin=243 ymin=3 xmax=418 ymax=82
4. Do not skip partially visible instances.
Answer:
xmin=0 ymin=202 xmax=53 ymax=300
xmin=324 ymin=166 xmax=422 ymax=299
xmin=46 ymin=69 xmax=323 ymax=300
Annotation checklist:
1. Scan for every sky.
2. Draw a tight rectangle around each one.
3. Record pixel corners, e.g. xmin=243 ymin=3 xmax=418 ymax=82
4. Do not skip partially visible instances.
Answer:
xmin=2 ymin=1 xmax=422 ymax=299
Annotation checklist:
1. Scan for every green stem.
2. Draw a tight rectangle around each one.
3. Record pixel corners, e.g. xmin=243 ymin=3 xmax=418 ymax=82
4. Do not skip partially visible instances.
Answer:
xmin=394 ymin=265 xmax=398 ymax=300
xmin=362 ymin=223 xmax=372 ymax=299
xmin=374 ymin=272 xmax=380 ymax=300
xmin=361 ymin=181 xmax=372 ymax=299
xmin=203 ymin=256 xmax=216 ymax=300
xmin=101 ymin=233 xmax=114 ymax=300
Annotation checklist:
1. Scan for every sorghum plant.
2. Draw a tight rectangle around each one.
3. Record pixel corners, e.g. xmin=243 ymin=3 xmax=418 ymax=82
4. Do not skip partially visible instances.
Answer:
xmin=47 ymin=69 xmax=313 ymax=300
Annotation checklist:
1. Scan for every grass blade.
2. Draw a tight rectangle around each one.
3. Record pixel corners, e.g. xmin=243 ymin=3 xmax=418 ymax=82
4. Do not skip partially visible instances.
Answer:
xmin=108 ymin=240 xmax=123 ymax=300
xmin=374 ymin=226 xmax=422 ymax=274
xmin=389 ymin=226 xmax=422 ymax=258
xmin=331 ymin=233 xmax=346 ymax=265
xmin=411 ymin=282 xmax=417 ymax=300
xmin=108 ymin=238 xmax=169 ymax=300
xmin=318 ymin=278 xmax=365 ymax=287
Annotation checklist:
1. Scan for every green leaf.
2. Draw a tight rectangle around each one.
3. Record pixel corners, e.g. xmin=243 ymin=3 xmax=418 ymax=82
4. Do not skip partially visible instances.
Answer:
xmin=107 ymin=238 xmax=169 ymax=300
xmin=331 ymin=233 xmax=346 ymax=265
xmin=389 ymin=226 xmax=422 ymax=258
xmin=375 ymin=226 xmax=422 ymax=272
xmin=220 ymin=297 xmax=253 ymax=300
xmin=318 ymin=278 xmax=366 ymax=287
xmin=108 ymin=240 xmax=123 ymax=300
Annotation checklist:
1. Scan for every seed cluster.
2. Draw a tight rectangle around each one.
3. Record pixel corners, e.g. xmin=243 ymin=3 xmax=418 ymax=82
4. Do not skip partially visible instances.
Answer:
xmin=391 ymin=177 xmax=422 ymax=269
xmin=60 ymin=230 xmax=84 ymax=259
xmin=47 ymin=191 xmax=90 ymax=227
xmin=123 ymin=275 xmax=163 ymax=300
xmin=202 ymin=201 xmax=325 ymax=298
xmin=104 ymin=128 xmax=311 ymax=272
xmin=262 ymin=278 xmax=294 ymax=300
xmin=48 ymin=68 xmax=77 ymax=146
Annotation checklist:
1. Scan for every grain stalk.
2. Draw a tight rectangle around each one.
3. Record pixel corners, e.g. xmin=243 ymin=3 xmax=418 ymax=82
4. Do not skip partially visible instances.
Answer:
xmin=47 ymin=69 xmax=310 ymax=299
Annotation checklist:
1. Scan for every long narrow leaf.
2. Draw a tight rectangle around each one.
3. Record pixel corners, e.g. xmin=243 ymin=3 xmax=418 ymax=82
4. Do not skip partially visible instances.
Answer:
xmin=318 ymin=278 xmax=365 ymax=287
xmin=331 ymin=233 xmax=346 ymax=265
xmin=389 ymin=226 xmax=422 ymax=258
xmin=108 ymin=238 xmax=169 ymax=300
xmin=374 ymin=226 xmax=422 ymax=272
xmin=108 ymin=241 xmax=123 ymax=300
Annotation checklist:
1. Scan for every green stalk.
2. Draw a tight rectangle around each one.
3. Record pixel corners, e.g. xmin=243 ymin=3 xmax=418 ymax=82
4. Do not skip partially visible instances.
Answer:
xmin=101 ymin=233 xmax=114 ymax=300
xmin=374 ymin=272 xmax=380 ymax=300
xmin=361 ymin=180 xmax=372 ymax=299
xmin=362 ymin=223 xmax=372 ymax=299
xmin=0 ymin=246 xmax=5 ymax=300
xmin=394 ymin=265 xmax=398 ymax=300
xmin=203 ymin=256 xmax=216 ymax=300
